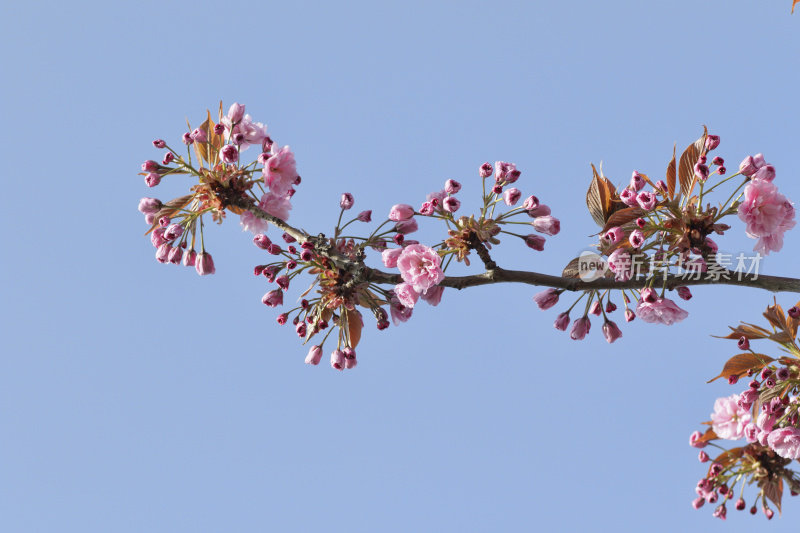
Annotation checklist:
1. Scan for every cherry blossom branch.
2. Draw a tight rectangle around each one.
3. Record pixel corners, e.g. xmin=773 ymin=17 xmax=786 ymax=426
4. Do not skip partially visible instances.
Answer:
xmin=242 ymin=203 xmax=800 ymax=295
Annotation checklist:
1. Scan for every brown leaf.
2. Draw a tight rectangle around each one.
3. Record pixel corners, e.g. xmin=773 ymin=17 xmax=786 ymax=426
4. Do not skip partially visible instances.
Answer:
xmin=600 ymin=206 xmax=646 ymax=233
xmin=699 ymin=427 xmax=718 ymax=444
xmin=707 ymin=353 xmax=775 ymax=383
xmin=345 ymin=308 xmax=363 ymax=349
xmin=763 ymin=299 xmax=788 ymax=332
xmin=666 ymin=144 xmax=676 ymax=200
xmin=711 ymin=447 xmax=744 ymax=473
xmin=794 ymin=0 xmax=800 ymax=14
xmin=562 ymin=257 xmax=581 ymax=278
xmin=586 ymin=164 xmax=615 ymax=227
xmin=144 ymin=195 xmax=193 ymax=236
xmin=678 ymin=126 xmax=708 ymax=199
xmin=762 ymin=477 xmax=783 ymax=513
xmin=713 ymin=323 xmax=772 ymax=340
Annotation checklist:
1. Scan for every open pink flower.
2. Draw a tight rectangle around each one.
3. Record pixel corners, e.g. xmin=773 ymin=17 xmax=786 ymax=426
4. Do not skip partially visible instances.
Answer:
xmin=259 ymin=191 xmax=292 ymax=221
xmin=635 ymin=297 xmax=688 ymax=325
xmin=710 ymin=393 xmax=752 ymax=440
xmin=767 ymin=427 xmax=800 ymax=459
xmin=396 ymin=244 xmax=444 ymax=293
xmin=607 ymin=249 xmax=632 ymax=282
xmin=263 ymin=146 xmax=298 ymax=196
xmin=394 ymin=282 xmax=420 ymax=309
xmin=738 ymin=178 xmax=795 ymax=255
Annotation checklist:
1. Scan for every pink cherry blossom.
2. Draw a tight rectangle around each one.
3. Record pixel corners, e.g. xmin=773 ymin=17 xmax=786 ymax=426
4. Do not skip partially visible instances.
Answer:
xmin=305 ymin=345 xmax=323 ymax=365
xmin=381 ymin=248 xmax=403 ymax=268
xmin=767 ymin=427 xmax=800 ymax=459
xmin=607 ymin=249 xmax=632 ymax=282
xmin=635 ymin=297 xmax=688 ymax=325
xmin=503 ymin=188 xmax=521 ymax=206
xmin=710 ymin=393 xmax=752 ymax=440
xmin=390 ymin=297 xmax=413 ymax=325
xmin=570 ymin=317 xmax=591 ymax=340
xmin=737 ymin=178 xmax=795 ymax=255
xmin=420 ymin=285 xmax=444 ymax=306
xmin=263 ymin=146 xmax=298 ymax=196
xmin=636 ymin=191 xmax=657 ymax=210
xmin=394 ymin=282 xmax=420 ymax=309
xmin=195 ymin=252 xmax=216 ymax=275
xmin=602 ymin=320 xmax=622 ymax=343
xmin=396 ymin=244 xmax=444 ymax=293
xmin=259 ymin=191 xmax=292 ymax=221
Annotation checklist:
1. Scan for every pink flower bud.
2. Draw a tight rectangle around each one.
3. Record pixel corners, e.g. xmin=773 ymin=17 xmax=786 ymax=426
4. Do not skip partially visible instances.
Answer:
xmin=738 ymin=336 xmax=750 ymax=350
xmin=789 ymin=306 xmax=800 ymax=319
xmin=636 ymin=191 xmax=657 ymax=210
xmin=145 ymin=172 xmax=161 ymax=187
xmin=144 ymin=213 xmax=155 ymax=225
xmin=357 ymin=210 xmax=372 ymax=222
xmin=570 ymin=317 xmax=591 ymax=340
xmin=739 ymin=156 xmax=758 ymax=177
xmin=219 ymin=144 xmax=239 ymax=164
xmin=158 ymin=216 xmax=171 ymax=228
xmin=195 ymin=252 xmax=215 ymax=275
xmin=492 ymin=184 xmax=503 ymax=194
xmin=713 ymin=504 xmax=727 ymax=520
xmin=168 ymin=246 xmax=183 ymax=265
xmin=253 ymin=234 xmax=271 ymax=249
xmin=142 ymin=160 xmax=159 ymax=172
xmin=698 ymin=155 xmax=707 ymax=165
xmin=735 ymin=498 xmax=745 ymax=511
xmin=444 ymin=179 xmax=461 ymax=194
xmin=419 ymin=202 xmax=435 ymax=216
xmin=276 ymin=275 xmax=290 ymax=290
xmin=282 ymin=232 xmax=296 ymax=244
xmin=155 ymin=243 xmax=171 ymax=263
xmin=692 ymin=497 xmax=705 ymax=510
xmin=603 ymin=227 xmax=624 ymax=243
xmin=262 ymin=289 xmax=284 ymax=307
xmin=214 ymin=123 xmax=225 ymax=135
xmin=629 ymin=229 xmax=645 ymax=248
xmin=227 ymin=102 xmax=245 ymax=124
xmin=602 ymin=320 xmax=622 ymax=343
xmin=182 ymin=132 xmax=194 ymax=145
xmin=765 ymin=507 xmax=774 ymax=520
xmin=640 ymin=287 xmax=658 ymax=303
xmin=162 ymin=152 xmax=175 ymax=165
xmin=331 ymin=349 xmax=345 ymax=370
xmin=630 ymin=171 xmax=645 ymax=191
xmin=624 ymin=309 xmax=635 ymax=322
xmin=395 ymin=219 xmax=419 ymax=234
xmin=191 ymin=128 xmax=207 ymax=143
xmin=164 ymin=223 xmax=183 ymax=241
xmin=589 ymin=301 xmax=602 ymax=316
xmin=753 ymin=164 xmax=776 ymax=182
xmin=503 ymin=188 xmax=521 ymax=206
xmin=532 ymin=216 xmax=560 ymax=236
xmin=655 ymin=180 xmax=667 ymax=193
xmin=698 ymin=451 xmax=709 ymax=463
xmin=442 ymin=196 xmax=461 ymax=213
xmin=605 ymin=301 xmax=617 ymax=313
xmin=389 ymin=204 xmax=415 ymax=221
xmin=522 ymin=195 xmax=539 ymax=210
xmin=479 ymin=162 xmax=493 ymax=178
xmin=533 ymin=288 xmax=560 ymax=310
xmin=753 ymin=153 xmax=766 ymax=168
xmin=718 ymin=166 xmax=726 ymax=175
xmin=694 ymin=162 xmax=709 ymax=181
xmin=677 ymin=286 xmax=692 ymax=300
xmin=393 ymin=233 xmax=404 ymax=245
xmin=267 ymin=243 xmax=282 ymax=255
xmin=554 ymin=312 xmax=570 ymax=331
xmin=635 ymin=217 xmax=646 ymax=228
xmin=527 ymin=204 xmax=551 ymax=217
xmin=340 ymin=192 xmax=354 ymax=209
xmin=705 ymin=135 xmax=720 ymax=151
xmin=305 ymin=345 xmax=323 ymax=365
xmin=153 ymin=139 xmax=166 ymax=149
xmin=712 ymin=156 xmax=724 ymax=166
xmin=620 ymin=188 xmax=637 ymax=206
xmin=138 ymin=197 xmax=162 ymax=214
xmin=524 ymin=234 xmax=545 ymax=251
xmin=182 ymin=249 xmax=196 ymax=267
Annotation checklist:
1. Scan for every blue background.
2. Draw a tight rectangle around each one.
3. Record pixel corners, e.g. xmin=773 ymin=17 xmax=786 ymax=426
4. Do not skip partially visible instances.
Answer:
xmin=3 ymin=0 xmax=800 ymax=530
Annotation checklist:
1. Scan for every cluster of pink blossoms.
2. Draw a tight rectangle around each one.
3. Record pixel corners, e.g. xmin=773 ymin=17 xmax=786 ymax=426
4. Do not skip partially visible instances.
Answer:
xmin=737 ymin=153 xmax=796 ymax=255
xmin=688 ymin=305 xmax=800 ymax=521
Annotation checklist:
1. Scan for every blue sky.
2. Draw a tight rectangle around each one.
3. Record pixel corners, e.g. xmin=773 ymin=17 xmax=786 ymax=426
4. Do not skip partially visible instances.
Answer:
xmin=3 ymin=1 xmax=800 ymax=531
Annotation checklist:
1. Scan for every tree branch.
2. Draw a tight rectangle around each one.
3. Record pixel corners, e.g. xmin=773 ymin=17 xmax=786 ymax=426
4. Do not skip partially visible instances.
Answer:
xmin=241 ymin=203 xmax=800 ymax=295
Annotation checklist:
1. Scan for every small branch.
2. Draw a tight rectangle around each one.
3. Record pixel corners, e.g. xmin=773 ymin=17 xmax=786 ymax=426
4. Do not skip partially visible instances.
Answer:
xmin=468 ymin=233 xmax=497 ymax=270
